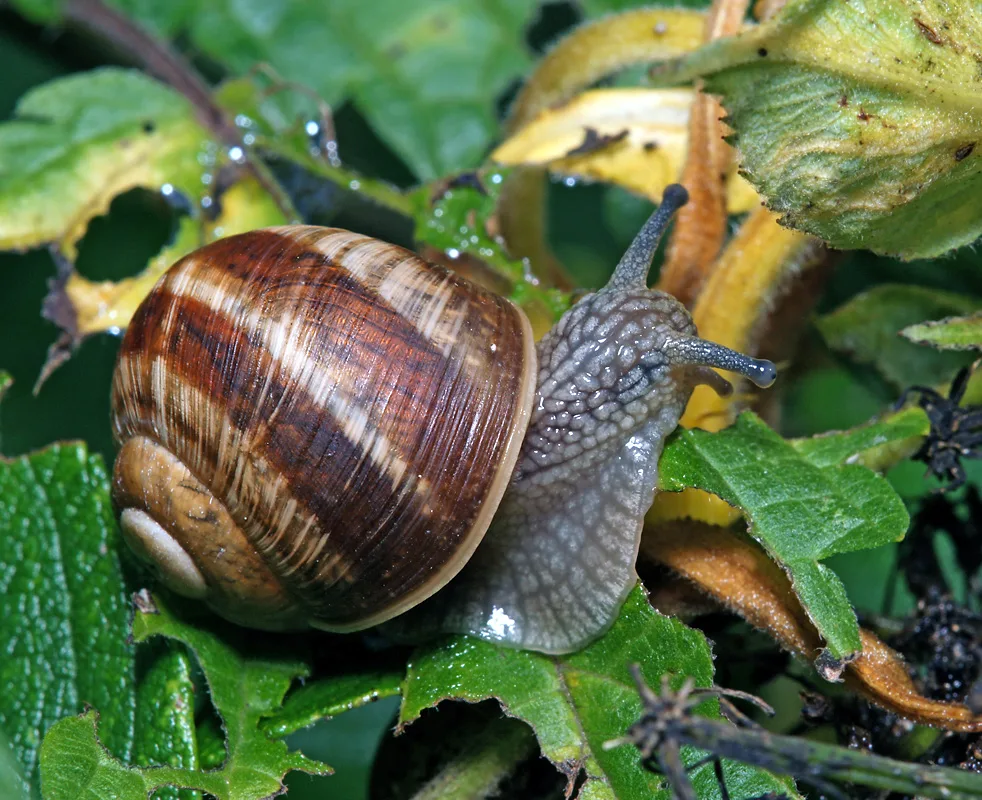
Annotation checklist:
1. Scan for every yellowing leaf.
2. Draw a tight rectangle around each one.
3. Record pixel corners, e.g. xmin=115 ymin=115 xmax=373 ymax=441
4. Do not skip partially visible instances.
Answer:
xmin=495 ymin=7 xmax=710 ymax=284
xmin=0 ymin=69 xmax=215 ymax=259
xmin=1 ymin=70 xmax=294 ymax=387
xmin=506 ymin=9 xmax=709 ymax=132
xmin=649 ymin=0 xmax=982 ymax=258
xmin=683 ymin=210 xmax=814 ymax=431
xmin=494 ymin=88 xmax=757 ymax=210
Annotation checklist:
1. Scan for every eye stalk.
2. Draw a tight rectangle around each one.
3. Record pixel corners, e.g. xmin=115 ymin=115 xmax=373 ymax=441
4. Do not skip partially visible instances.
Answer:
xmin=604 ymin=184 xmax=690 ymax=292
xmin=602 ymin=182 xmax=778 ymax=391
xmin=662 ymin=335 xmax=778 ymax=388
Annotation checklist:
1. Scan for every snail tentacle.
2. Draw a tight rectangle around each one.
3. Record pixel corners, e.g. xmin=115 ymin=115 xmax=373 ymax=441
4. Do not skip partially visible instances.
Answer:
xmin=604 ymin=183 xmax=689 ymax=292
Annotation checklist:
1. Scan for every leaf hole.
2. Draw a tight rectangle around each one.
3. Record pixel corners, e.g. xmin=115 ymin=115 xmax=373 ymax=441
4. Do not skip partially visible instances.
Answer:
xmin=75 ymin=187 xmax=188 ymax=282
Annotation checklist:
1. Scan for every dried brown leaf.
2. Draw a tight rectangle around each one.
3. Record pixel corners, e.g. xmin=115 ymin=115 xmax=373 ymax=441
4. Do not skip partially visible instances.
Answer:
xmin=643 ymin=520 xmax=982 ymax=731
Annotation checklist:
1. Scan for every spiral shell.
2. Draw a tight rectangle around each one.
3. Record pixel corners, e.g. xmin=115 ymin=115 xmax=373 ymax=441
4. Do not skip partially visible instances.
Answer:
xmin=111 ymin=226 xmax=536 ymax=630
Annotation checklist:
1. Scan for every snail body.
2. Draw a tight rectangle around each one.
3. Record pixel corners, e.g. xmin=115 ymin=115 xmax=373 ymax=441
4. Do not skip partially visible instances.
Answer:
xmin=111 ymin=185 xmax=776 ymax=654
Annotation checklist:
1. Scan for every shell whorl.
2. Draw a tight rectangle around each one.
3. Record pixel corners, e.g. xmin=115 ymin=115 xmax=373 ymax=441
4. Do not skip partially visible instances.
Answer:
xmin=111 ymin=226 xmax=536 ymax=630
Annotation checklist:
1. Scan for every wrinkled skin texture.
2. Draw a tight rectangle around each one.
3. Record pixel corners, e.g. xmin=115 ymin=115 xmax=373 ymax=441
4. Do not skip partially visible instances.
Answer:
xmin=417 ymin=289 xmax=701 ymax=653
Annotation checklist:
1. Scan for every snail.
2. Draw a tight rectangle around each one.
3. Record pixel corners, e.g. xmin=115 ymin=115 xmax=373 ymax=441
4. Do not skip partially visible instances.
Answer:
xmin=110 ymin=184 xmax=775 ymax=655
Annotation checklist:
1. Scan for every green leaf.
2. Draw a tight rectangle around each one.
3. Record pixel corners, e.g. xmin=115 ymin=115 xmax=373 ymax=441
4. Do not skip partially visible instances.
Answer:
xmin=659 ymin=413 xmax=910 ymax=660
xmin=648 ymin=0 xmax=982 ymax=258
xmin=818 ymin=285 xmax=981 ymax=389
xmin=135 ymin=595 xmax=331 ymax=794
xmin=789 ymin=405 xmax=930 ymax=469
xmin=97 ymin=0 xmax=536 ymax=180
xmin=401 ymin=586 xmax=797 ymax=799
xmin=409 ymin=169 xmax=572 ymax=326
xmin=0 ymin=372 xmax=11 ymax=452
xmin=0 ymin=443 xmax=135 ymax=796
xmin=0 ymin=728 xmax=29 ymax=800
xmin=131 ymin=644 xmax=200 ymax=800
xmin=195 ymin=717 xmax=226 ymax=773
xmin=0 ymin=68 xmax=215 ymax=256
xmin=212 ymin=75 xmax=412 ymax=218
xmin=901 ymin=313 xmax=982 ymax=351
xmin=6 ymin=0 xmax=58 ymax=23
xmin=40 ymin=712 xmax=147 ymax=800
xmin=261 ymin=671 xmax=402 ymax=739
xmin=39 ymin=594 xmax=330 ymax=798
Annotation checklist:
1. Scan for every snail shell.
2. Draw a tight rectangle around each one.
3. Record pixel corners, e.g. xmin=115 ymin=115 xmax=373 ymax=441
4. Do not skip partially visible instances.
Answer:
xmin=112 ymin=226 xmax=536 ymax=631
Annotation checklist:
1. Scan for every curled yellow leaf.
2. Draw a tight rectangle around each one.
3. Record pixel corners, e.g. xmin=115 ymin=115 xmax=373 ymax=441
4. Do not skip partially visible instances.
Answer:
xmin=494 ymin=88 xmax=756 ymax=211
xmin=496 ymin=6 xmax=714 ymax=285
xmin=506 ymin=9 xmax=708 ymax=133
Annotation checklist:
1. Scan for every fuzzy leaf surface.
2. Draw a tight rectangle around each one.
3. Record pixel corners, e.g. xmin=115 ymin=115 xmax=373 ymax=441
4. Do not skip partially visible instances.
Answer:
xmin=40 ymin=712 xmax=146 ymax=800
xmin=648 ymin=0 xmax=982 ymax=258
xmin=401 ymin=586 xmax=797 ymax=799
xmin=659 ymin=413 xmax=910 ymax=659
xmin=901 ymin=313 xmax=982 ymax=351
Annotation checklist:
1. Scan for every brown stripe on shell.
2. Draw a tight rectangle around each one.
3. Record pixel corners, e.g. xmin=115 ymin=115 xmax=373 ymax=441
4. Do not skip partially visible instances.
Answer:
xmin=112 ymin=227 xmax=535 ymax=629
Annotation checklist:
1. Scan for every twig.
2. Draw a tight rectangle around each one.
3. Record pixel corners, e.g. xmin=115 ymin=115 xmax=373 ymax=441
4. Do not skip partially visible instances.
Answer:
xmin=606 ymin=665 xmax=982 ymax=800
